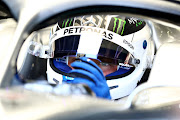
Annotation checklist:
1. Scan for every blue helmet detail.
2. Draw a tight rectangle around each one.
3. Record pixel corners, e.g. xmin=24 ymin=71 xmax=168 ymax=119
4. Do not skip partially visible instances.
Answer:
xmin=143 ymin=40 xmax=147 ymax=49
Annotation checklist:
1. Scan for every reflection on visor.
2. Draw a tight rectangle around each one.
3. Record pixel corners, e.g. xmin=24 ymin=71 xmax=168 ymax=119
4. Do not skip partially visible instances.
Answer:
xmin=98 ymin=40 xmax=128 ymax=64
xmin=54 ymin=35 xmax=80 ymax=58
xmin=53 ymin=35 xmax=135 ymax=66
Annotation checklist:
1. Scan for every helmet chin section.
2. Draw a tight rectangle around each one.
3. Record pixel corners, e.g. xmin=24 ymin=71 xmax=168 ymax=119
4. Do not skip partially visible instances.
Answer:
xmin=108 ymin=55 xmax=148 ymax=100
xmin=47 ymin=59 xmax=63 ymax=84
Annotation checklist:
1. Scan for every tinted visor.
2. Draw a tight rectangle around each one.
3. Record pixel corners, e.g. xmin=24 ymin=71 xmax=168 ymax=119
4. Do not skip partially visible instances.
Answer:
xmin=53 ymin=35 xmax=131 ymax=65
xmin=54 ymin=35 xmax=80 ymax=58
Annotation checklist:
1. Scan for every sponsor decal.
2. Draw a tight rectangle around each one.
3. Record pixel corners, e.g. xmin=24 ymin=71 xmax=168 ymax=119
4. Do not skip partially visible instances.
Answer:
xmin=127 ymin=17 xmax=144 ymax=27
xmin=119 ymin=63 xmax=133 ymax=68
xmin=136 ymin=20 xmax=143 ymax=27
xmin=53 ymin=78 xmax=59 ymax=84
xmin=109 ymin=85 xmax=119 ymax=90
xmin=128 ymin=17 xmax=138 ymax=24
xmin=108 ymin=17 xmax=126 ymax=35
xmin=143 ymin=40 xmax=147 ymax=49
xmin=59 ymin=18 xmax=74 ymax=28
xmin=74 ymin=15 xmax=107 ymax=29
xmin=50 ymin=26 xmax=135 ymax=55
xmin=63 ymin=27 xmax=113 ymax=40
xmin=81 ymin=15 xmax=101 ymax=27
xmin=123 ymin=39 xmax=134 ymax=50
xmin=63 ymin=76 xmax=74 ymax=81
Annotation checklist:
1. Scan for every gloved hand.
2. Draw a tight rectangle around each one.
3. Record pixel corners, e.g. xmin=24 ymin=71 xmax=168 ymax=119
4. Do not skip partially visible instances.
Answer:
xmin=68 ymin=57 xmax=111 ymax=99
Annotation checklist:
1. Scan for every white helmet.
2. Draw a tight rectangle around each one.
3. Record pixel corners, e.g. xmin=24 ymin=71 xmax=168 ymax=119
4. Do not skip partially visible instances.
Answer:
xmin=29 ymin=15 xmax=154 ymax=99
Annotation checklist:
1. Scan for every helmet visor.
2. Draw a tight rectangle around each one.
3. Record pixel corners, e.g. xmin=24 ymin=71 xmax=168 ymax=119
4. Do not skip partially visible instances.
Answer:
xmin=53 ymin=35 xmax=130 ymax=65
xmin=29 ymin=26 xmax=136 ymax=66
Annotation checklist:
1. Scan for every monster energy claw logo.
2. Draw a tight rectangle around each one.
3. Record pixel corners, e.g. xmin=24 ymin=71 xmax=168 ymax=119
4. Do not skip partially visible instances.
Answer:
xmin=60 ymin=18 xmax=74 ymax=28
xmin=109 ymin=17 xmax=126 ymax=35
